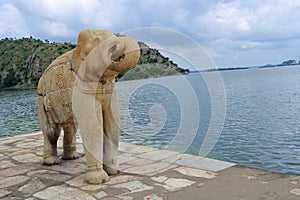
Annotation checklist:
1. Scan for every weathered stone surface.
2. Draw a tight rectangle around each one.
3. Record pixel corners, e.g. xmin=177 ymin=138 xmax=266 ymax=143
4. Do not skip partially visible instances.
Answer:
xmin=12 ymin=153 xmax=41 ymax=163
xmin=0 ymin=166 xmax=33 ymax=177
xmin=143 ymin=194 xmax=163 ymax=200
xmin=124 ymin=163 xmax=177 ymax=176
xmin=0 ymin=137 xmax=24 ymax=145
xmin=0 ymin=160 xmax=16 ymax=169
xmin=2 ymin=147 xmax=23 ymax=154
xmin=290 ymin=180 xmax=298 ymax=185
xmin=112 ymin=180 xmax=153 ymax=193
xmin=174 ymin=166 xmax=217 ymax=179
xmin=174 ymin=154 xmax=235 ymax=172
xmin=66 ymin=174 xmax=86 ymax=187
xmin=119 ymin=164 xmax=133 ymax=171
xmin=27 ymin=170 xmax=52 ymax=176
xmin=0 ymin=153 xmax=7 ymax=160
xmin=10 ymin=149 xmax=34 ymax=156
xmin=94 ymin=191 xmax=108 ymax=199
xmin=0 ymin=176 xmax=30 ymax=189
xmin=116 ymin=153 xmax=138 ymax=164
xmin=119 ymin=142 xmax=157 ymax=154
xmin=0 ymin=189 xmax=11 ymax=198
xmin=129 ymin=158 xmax=154 ymax=166
xmin=151 ymin=176 xmax=168 ymax=183
xmin=34 ymin=185 xmax=96 ymax=200
xmin=28 ymin=170 xmax=71 ymax=182
xmin=80 ymin=184 xmax=106 ymax=191
xmin=106 ymin=175 xmax=142 ymax=185
xmin=49 ymin=162 xmax=87 ymax=175
xmin=115 ymin=195 xmax=134 ymax=200
xmin=151 ymin=175 xmax=195 ymax=191
xmin=137 ymin=150 xmax=179 ymax=161
xmin=35 ymin=148 xmax=43 ymax=156
xmin=66 ymin=171 xmax=106 ymax=191
xmin=18 ymin=178 xmax=46 ymax=194
xmin=194 ymin=157 xmax=235 ymax=172
xmin=0 ymin=145 xmax=9 ymax=151
xmin=246 ymin=175 xmax=256 ymax=180
xmin=15 ymin=142 xmax=42 ymax=148
xmin=290 ymin=188 xmax=300 ymax=195
xmin=155 ymin=178 xmax=195 ymax=191
xmin=102 ymin=197 xmax=122 ymax=200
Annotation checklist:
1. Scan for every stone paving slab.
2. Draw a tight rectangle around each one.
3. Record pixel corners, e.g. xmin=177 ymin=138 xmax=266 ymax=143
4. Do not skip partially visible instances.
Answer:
xmin=0 ymin=132 xmax=300 ymax=199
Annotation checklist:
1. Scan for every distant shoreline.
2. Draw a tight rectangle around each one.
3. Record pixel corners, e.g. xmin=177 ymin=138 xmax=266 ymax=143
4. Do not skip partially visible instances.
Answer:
xmin=190 ymin=62 xmax=300 ymax=73
xmin=1 ymin=63 xmax=298 ymax=90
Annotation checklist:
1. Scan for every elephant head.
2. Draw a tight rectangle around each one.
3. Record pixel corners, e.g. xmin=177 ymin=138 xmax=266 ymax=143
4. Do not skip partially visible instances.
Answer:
xmin=71 ymin=29 xmax=140 ymax=82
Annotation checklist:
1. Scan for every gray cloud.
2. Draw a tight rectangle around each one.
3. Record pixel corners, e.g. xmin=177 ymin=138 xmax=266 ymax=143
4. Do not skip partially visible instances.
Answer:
xmin=0 ymin=0 xmax=299 ymax=67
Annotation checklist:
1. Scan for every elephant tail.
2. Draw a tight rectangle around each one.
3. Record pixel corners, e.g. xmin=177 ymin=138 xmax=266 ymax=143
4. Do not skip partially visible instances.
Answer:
xmin=37 ymin=95 xmax=47 ymax=133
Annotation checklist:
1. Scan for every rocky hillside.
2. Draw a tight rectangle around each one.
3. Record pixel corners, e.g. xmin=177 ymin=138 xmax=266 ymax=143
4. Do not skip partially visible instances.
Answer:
xmin=0 ymin=37 xmax=75 ymax=88
xmin=0 ymin=37 xmax=189 ymax=89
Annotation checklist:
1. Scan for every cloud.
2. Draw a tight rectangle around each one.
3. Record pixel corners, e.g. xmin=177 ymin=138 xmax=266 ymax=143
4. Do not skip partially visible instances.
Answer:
xmin=0 ymin=0 xmax=299 ymax=67
xmin=124 ymin=27 xmax=215 ymax=70
xmin=8 ymin=0 xmax=105 ymax=41
xmin=0 ymin=3 xmax=29 ymax=38
xmin=201 ymin=1 xmax=252 ymax=36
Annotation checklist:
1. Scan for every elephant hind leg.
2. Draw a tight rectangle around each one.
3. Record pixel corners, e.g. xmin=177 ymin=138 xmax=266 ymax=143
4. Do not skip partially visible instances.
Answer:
xmin=62 ymin=124 xmax=79 ymax=160
xmin=38 ymin=96 xmax=61 ymax=165
xmin=43 ymin=124 xmax=61 ymax=165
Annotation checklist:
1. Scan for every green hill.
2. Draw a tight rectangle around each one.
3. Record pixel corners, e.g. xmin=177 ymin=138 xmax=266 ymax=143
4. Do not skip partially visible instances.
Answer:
xmin=0 ymin=37 xmax=189 ymax=89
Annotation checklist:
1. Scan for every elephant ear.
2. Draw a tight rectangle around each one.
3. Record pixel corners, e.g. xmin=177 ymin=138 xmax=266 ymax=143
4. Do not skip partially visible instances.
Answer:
xmin=72 ymin=29 xmax=113 ymax=73
xmin=108 ymin=36 xmax=140 ymax=73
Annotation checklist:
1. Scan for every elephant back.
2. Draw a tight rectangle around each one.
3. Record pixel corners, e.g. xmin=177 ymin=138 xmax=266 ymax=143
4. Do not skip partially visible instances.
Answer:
xmin=37 ymin=50 xmax=75 ymax=123
xmin=38 ymin=50 xmax=75 ymax=96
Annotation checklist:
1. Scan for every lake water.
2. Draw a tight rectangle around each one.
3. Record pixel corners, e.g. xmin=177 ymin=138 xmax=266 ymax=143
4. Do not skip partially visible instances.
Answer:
xmin=0 ymin=66 xmax=299 ymax=175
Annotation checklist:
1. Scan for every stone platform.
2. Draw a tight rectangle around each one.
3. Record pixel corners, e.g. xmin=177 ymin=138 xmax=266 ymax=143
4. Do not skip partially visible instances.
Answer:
xmin=1 ymin=132 xmax=300 ymax=200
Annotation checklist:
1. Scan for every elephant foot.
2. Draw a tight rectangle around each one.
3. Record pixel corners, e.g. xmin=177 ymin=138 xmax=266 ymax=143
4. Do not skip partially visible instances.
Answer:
xmin=86 ymin=169 xmax=109 ymax=184
xmin=62 ymin=151 xmax=79 ymax=160
xmin=104 ymin=164 xmax=120 ymax=175
xmin=43 ymin=156 xmax=61 ymax=165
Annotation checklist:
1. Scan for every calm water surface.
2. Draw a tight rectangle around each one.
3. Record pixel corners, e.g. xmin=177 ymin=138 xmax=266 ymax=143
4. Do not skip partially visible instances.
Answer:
xmin=0 ymin=89 xmax=40 ymax=136
xmin=213 ymin=67 xmax=300 ymax=174
xmin=0 ymin=66 xmax=299 ymax=175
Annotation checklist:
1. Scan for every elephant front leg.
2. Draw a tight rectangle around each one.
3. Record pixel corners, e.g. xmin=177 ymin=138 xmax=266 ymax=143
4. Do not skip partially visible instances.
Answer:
xmin=82 ymin=120 xmax=109 ymax=184
xmin=103 ymin=134 xmax=120 ymax=175
xmin=103 ymin=93 xmax=120 ymax=175
xmin=84 ymin=146 xmax=109 ymax=184
xmin=72 ymin=87 xmax=109 ymax=184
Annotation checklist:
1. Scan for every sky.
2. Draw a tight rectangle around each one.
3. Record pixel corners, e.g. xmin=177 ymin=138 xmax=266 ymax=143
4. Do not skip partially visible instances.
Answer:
xmin=0 ymin=0 xmax=300 ymax=69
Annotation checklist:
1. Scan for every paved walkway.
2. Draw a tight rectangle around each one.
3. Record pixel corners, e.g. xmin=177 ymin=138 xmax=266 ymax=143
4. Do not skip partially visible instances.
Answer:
xmin=0 ymin=132 xmax=300 ymax=200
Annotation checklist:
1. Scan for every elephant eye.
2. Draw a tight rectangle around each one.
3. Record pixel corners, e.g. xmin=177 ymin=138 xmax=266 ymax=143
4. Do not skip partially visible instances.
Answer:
xmin=82 ymin=44 xmax=92 ymax=58
xmin=94 ymin=38 xmax=100 ymax=44
xmin=84 ymin=49 xmax=90 ymax=56
xmin=113 ymin=54 xmax=125 ymax=62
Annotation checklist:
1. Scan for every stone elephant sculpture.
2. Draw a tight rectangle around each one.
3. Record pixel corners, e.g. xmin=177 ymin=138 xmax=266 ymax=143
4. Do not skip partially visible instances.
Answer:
xmin=37 ymin=29 xmax=140 ymax=184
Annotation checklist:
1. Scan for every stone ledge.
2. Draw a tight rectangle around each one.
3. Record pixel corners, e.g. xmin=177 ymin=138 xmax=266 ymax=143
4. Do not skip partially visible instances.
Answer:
xmin=0 ymin=132 xmax=299 ymax=200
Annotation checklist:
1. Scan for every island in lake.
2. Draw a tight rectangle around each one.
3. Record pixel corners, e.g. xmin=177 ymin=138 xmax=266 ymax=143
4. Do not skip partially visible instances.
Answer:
xmin=190 ymin=59 xmax=300 ymax=73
